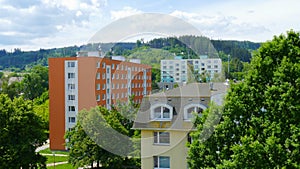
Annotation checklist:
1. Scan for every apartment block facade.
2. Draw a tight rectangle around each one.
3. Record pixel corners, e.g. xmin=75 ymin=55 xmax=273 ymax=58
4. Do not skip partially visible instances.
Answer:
xmin=49 ymin=55 xmax=151 ymax=150
xmin=133 ymin=83 xmax=227 ymax=169
xmin=161 ymin=56 xmax=222 ymax=83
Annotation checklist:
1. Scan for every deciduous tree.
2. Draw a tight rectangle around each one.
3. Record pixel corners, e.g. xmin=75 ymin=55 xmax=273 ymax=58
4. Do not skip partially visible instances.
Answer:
xmin=0 ymin=94 xmax=47 ymax=168
xmin=188 ymin=30 xmax=300 ymax=168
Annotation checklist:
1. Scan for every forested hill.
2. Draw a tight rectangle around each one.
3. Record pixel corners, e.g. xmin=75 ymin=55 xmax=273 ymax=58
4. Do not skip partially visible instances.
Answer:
xmin=0 ymin=36 xmax=260 ymax=70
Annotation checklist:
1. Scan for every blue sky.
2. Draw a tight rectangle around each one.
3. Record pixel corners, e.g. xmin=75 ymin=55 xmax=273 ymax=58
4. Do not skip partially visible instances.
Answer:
xmin=0 ymin=0 xmax=299 ymax=51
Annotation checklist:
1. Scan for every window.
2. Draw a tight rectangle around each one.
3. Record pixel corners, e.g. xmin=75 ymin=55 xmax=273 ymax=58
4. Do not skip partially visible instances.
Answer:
xmin=96 ymin=84 xmax=100 ymax=90
xmin=96 ymin=95 xmax=100 ymax=101
xmin=184 ymin=104 xmax=206 ymax=120
xmin=68 ymin=84 xmax=75 ymax=90
xmin=96 ymin=62 xmax=100 ymax=68
xmin=102 ymin=94 xmax=106 ymax=100
xmin=112 ymin=64 xmax=115 ymax=69
xmin=102 ymin=73 xmax=105 ymax=79
xmin=154 ymin=132 xmax=170 ymax=144
xmin=68 ymin=62 xmax=75 ymax=67
xmin=96 ymin=73 xmax=100 ymax=79
xmin=68 ymin=73 xmax=75 ymax=79
xmin=68 ymin=106 xmax=75 ymax=112
xmin=68 ymin=95 xmax=75 ymax=100
xmin=151 ymin=104 xmax=173 ymax=120
xmin=68 ymin=117 xmax=76 ymax=123
xmin=154 ymin=156 xmax=170 ymax=169
xmin=208 ymin=65 xmax=211 ymax=69
xmin=102 ymin=84 xmax=106 ymax=90
xmin=102 ymin=62 xmax=105 ymax=68
xmin=214 ymin=65 xmax=218 ymax=68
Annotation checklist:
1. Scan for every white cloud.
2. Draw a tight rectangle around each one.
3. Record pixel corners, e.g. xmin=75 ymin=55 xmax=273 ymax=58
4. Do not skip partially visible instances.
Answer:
xmin=170 ymin=10 xmax=270 ymax=42
xmin=110 ymin=6 xmax=142 ymax=20
xmin=76 ymin=10 xmax=83 ymax=17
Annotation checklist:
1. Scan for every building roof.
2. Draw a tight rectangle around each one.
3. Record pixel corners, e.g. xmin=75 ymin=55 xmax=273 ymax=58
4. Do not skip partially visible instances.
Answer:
xmin=133 ymin=82 xmax=228 ymax=130
xmin=150 ymin=83 xmax=211 ymax=98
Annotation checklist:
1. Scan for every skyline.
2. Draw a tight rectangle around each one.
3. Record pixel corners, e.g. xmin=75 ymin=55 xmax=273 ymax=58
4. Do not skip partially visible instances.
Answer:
xmin=0 ymin=0 xmax=300 ymax=51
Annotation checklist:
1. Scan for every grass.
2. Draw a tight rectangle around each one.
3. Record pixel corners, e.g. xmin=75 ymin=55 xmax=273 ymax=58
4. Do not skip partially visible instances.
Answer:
xmin=47 ymin=163 xmax=77 ymax=169
xmin=39 ymin=148 xmax=69 ymax=155
xmin=46 ymin=155 xmax=69 ymax=164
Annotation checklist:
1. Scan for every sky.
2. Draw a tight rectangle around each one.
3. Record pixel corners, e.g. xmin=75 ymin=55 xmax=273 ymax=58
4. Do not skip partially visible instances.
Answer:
xmin=0 ymin=0 xmax=300 ymax=51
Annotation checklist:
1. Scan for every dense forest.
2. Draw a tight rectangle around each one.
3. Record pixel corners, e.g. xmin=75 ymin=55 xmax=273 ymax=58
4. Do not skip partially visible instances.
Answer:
xmin=0 ymin=36 xmax=261 ymax=70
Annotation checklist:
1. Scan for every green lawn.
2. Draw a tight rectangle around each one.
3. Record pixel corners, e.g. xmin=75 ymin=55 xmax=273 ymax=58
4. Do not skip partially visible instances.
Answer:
xmin=46 ymin=155 xmax=68 ymax=164
xmin=39 ymin=148 xmax=69 ymax=155
xmin=47 ymin=163 xmax=76 ymax=169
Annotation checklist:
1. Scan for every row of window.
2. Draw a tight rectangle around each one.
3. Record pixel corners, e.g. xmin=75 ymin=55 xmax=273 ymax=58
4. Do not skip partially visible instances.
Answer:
xmin=96 ymin=62 xmax=148 ymax=72
xmin=153 ymin=131 xmax=193 ymax=145
xmin=151 ymin=104 xmax=205 ymax=121
xmin=162 ymin=59 xmax=220 ymax=64
xmin=96 ymin=83 xmax=150 ymax=90
xmin=162 ymin=64 xmax=219 ymax=70
xmin=96 ymin=72 xmax=150 ymax=80
xmin=96 ymin=90 xmax=148 ymax=102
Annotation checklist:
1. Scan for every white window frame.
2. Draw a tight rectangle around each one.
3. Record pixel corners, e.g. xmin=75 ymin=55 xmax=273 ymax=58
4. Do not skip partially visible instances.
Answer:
xmin=154 ymin=131 xmax=170 ymax=145
xmin=151 ymin=103 xmax=173 ymax=121
xmin=68 ymin=106 xmax=75 ymax=112
xmin=68 ymin=73 xmax=75 ymax=79
xmin=68 ymin=117 xmax=76 ymax=123
xmin=183 ymin=103 xmax=206 ymax=121
xmin=68 ymin=83 xmax=75 ymax=90
xmin=68 ymin=95 xmax=75 ymax=100
xmin=154 ymin=156 xmax=170 ymax=169
xmin=96 ymin=95 xmax=100 ymax=101
xmin=68 ymin=62 xmax=75 ymax=67
xmin=96 ymin=84 xmax=100 ymax=90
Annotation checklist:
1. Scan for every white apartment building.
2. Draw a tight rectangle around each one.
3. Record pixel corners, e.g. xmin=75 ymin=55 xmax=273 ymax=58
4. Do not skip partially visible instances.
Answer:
xmin=161 ymin=56 xmax=222 ymax=83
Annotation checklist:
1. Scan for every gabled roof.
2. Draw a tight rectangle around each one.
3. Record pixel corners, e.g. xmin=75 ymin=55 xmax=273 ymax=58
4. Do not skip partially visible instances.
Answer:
xmin=150 ymin=83 xmax=211 ymax=98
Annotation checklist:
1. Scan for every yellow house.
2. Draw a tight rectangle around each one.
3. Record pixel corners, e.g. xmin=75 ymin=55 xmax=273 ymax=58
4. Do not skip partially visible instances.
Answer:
xmin=133 ymin=83 xmax=227 ymax=169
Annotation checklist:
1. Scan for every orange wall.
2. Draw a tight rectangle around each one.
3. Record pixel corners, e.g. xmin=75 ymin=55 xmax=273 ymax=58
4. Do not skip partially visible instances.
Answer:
xmin=77 ymin=57 xmax=99 ymax=110
xmin=49 ymin=56 xmax=151 ymax=150
xmin=49 ymin=57 xmax=76 ymax=150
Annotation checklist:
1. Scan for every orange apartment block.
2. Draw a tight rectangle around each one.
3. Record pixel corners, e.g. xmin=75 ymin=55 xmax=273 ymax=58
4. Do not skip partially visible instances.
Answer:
xmin=49 ymin=54 xmax=152 ymax=150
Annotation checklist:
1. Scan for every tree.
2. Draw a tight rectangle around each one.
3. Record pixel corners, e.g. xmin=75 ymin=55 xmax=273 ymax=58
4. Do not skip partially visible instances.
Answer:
xmin=33 ymin=91 xmax=49 ymax=132
xmin=188 ymin=30 xmax=300 ymax=168
xmin=0 ymin=94 xmax=47 ymax=168
xmin=66 ymin=101 xmax=141 ymax=168
xmin=1 ymin=81 xmax=22 ymax=99
xmin=22 ymin=65 xmax=48 ymax=100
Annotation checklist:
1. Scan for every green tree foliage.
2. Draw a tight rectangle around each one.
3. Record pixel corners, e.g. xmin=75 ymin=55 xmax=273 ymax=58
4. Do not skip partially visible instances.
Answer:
xmin=188 ymin=30 xmax=300 ymax=168
xmin=0 ymin=94 xmax=47 ymax=168
xmin=1 ymin=81 xmax=22 ymax=99
xmin=22 ymin=65 xmax=48 ymax=100
xmin=212 ymin=40 xmax=260 ymax=62
xmin=0 ymin=72 xmax=3 ymax=79
xmin=66 ymin=99 xmax=140 ymax=169
xmin=0 ymin=47 xmax=79 ymax=70
xmin=33 ymin=91 xmax=49 ymax=132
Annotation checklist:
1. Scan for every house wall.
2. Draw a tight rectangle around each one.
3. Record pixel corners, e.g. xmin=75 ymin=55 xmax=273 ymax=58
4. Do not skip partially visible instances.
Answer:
xmin=141 ymin=130 xmax=189 ymax=169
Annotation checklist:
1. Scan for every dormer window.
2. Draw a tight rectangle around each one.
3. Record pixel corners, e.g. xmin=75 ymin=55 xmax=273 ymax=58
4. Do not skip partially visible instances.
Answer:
xmin=151 ymin=104 xmax=173 ymax=121
xmin=184 ymin=103 xmax=206 ymax=121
